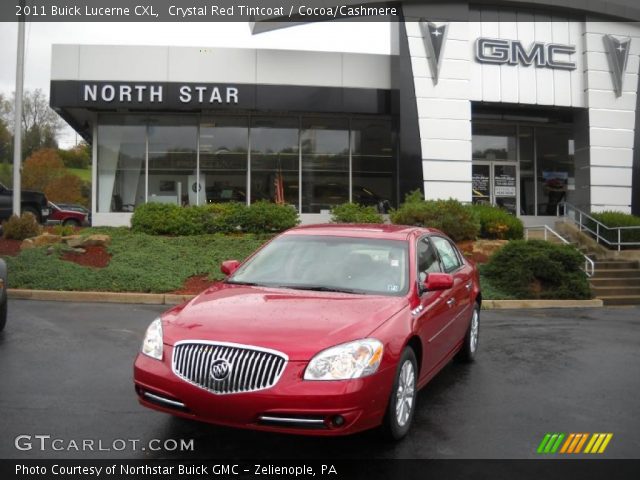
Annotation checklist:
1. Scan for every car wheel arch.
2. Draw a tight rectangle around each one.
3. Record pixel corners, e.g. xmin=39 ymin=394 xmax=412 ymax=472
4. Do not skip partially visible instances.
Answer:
xmin=405 ymin=336 xmax=423 ymax=376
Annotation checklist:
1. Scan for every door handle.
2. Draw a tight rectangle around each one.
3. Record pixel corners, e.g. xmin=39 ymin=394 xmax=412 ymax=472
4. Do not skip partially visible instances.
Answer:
xmin=446 ymin=298 xmax=456 ymax=307
xmin=465 ymin=281 xmax=473 ymax=291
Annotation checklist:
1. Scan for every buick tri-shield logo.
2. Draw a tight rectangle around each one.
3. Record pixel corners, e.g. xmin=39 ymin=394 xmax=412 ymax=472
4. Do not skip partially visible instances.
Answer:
xmin=210 ymin=359 xmax=232 ymax=381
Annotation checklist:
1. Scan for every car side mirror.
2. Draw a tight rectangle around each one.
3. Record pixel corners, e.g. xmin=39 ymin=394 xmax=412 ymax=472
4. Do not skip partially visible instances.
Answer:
xmin=220 ymin=260 xmax=240 ymax=276
xmin=424 ymin=273 xmax=454 ymax=291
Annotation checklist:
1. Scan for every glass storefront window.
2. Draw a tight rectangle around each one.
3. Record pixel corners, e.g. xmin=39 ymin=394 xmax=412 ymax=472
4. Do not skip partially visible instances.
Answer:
xmin=200 ymin=117 xmax=248 ymax=204
xmin=472 ymin=124 xmax=517 ymax=161
xmin=536 ymin=129 xmax=575 ymax=215
xmin=147 ymin=117 xmax=198 ymax=206
xmin=96 ymin=114 xmax=397 ymax=215
xmin=519 ymin=127 xmax=535 ymax=215
xmin=301 ymin=118 xmax=349 ymax=214
xmin=250 ymin=117 xmax=299 ymax=205
xmin=97 ymin=116 xmax=146 ymax=213
xmin=351 ymin=119 xmax=394 ymax=213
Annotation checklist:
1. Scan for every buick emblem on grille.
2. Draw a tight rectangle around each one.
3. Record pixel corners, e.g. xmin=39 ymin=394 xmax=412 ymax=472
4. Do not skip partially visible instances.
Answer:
xmin=210 ymin=359 xmax=231 ymax=381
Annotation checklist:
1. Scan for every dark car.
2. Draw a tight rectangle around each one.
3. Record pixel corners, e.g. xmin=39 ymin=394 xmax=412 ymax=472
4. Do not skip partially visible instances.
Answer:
xmin=134 ymin=224 xmax=481 ymax=439
xmin=306 ymin=184 xmax=391 ymax=214
xmin=0 ymin=182 xmax=50 ymax=223
xmin=0 ymin=258 xmax=7 ymax=332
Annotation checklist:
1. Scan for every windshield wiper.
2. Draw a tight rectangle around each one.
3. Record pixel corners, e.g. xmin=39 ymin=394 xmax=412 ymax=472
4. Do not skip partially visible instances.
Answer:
xmin=225 ymin=280 xmax=263 ymax=286
xmin=276 ymin=285 xmax=365 ymax=294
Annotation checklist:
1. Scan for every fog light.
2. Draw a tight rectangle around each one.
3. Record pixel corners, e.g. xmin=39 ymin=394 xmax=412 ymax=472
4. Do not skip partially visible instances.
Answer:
xmin=332 ymin=415 xmax=345 ymax=427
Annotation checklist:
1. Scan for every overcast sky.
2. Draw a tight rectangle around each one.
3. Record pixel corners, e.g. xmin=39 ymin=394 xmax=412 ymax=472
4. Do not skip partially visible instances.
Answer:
xmin=0 ymin=21 xmax=390 ymax=147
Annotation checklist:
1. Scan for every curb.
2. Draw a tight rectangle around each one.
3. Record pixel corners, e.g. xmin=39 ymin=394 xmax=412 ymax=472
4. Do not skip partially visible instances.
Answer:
xmin=482 ymin=299 xmax=603 ymax=309
xmin=8 ymin=289 xmax=195 ymax=305
xmin=8 ymin=289 xmax=603 ymax=309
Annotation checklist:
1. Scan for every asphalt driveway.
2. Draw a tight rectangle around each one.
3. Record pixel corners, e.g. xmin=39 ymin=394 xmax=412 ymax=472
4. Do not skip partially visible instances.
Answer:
xmin=0 ymin=300 xmax=638 ymax=459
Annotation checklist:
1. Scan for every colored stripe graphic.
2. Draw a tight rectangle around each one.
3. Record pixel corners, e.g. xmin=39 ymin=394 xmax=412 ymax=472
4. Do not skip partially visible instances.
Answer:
xmin=584 ymin=433 xmax=613 ymax=454
xmin=537 ymin=433 xmax=565 ymax=453
xmin=539 ymin=433 xmax=613 ymax=454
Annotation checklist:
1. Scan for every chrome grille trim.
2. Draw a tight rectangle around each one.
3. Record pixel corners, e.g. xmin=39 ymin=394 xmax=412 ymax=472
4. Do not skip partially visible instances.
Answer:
xmin=171 ymin=340 xmax=288 ymax=395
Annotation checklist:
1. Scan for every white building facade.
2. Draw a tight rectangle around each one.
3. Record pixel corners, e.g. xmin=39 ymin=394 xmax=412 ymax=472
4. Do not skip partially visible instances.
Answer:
xmin=50 ymin=4 xmax=640 ymax=226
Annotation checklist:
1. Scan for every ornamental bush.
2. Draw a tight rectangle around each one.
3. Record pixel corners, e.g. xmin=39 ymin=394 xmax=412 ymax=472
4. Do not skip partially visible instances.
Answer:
xmin=330 ymin=203 xmax=383 ymax=224
xmin=468 ymin=204 xmax=524 ymax=240
xmin=131 ymin=201 xmax=299 ymax=235
xmin=390 ymin=192 xmax=479 ymax=241
xmin=237 ymin=201 xmax=300 ymax=233
xmin=589 ymin=211 xmax=640 ymax=245
xmin=482 ymin=240 xmax=591 ymax=300
xmin=2 ymin=212 xmax=42 ymax=240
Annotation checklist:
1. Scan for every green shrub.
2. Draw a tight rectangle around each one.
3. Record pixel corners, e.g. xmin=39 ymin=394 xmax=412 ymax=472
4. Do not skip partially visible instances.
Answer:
xmin=469 ymin=204 xmax=524 ymax=240
xmin=205 ymin=202 xmax=247 ymax=233
xmin=238 ymin=201 xmax=300 ymax=233
xmin=132 ymin=203 xmax=194 ymax=235
xmin=132 ymin=201 xmax=299 ymax=236
xmin=589 ymin=211 xmax=640 ymax=246
xmin=2 ymin=213 xmax=42 ymax=240
xmin=483 ymin=240 xmax=591 ymax=300
xmin=390 ymin=195 xmax=479 ymax=241
xmin=330 ymin=203 xmax=383 ymax=224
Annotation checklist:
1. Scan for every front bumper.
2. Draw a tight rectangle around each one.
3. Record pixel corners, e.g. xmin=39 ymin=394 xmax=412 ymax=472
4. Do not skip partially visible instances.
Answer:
xmin=133 ymin=344 xmax=395 ymax=436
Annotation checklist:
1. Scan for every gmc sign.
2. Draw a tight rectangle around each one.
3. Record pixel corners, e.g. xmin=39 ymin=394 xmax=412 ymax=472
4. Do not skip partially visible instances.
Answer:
xmin=475 ymin=38 xmax=577 ymax=70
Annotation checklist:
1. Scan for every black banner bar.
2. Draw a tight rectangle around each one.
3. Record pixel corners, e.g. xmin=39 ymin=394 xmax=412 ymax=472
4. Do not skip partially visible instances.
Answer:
xmin=2 ymin=460 xmax=640 ymax=480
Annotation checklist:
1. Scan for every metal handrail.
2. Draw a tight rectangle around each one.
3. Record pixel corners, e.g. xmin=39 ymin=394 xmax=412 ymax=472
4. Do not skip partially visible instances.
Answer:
xmin=524 ymin=224 xmax=595 ymax=277
xmin=557 ymin=202 xmax=640 ymax=251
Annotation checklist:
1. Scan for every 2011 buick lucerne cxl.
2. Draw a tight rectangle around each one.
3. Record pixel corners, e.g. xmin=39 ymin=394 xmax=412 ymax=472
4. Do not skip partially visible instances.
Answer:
xmin=134 ymin=224 xmax=481 ymax=439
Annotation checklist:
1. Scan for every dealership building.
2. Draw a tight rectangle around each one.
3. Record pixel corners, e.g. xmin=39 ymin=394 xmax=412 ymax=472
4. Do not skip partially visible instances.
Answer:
xmin=49 ymin=2 xmax=640 ymax=226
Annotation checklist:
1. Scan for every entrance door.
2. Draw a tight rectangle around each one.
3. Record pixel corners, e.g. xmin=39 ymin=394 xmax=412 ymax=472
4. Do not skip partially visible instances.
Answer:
xmin=472 ymin=162 xmax=518 ymax=215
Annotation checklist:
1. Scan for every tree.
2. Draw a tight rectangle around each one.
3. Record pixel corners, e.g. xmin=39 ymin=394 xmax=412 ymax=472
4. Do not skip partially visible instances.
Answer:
xmin=44 ymin=174 xmax=85 ymax=205
xmin=0 ymin=118 xmax=11 ymax=165
xmin=21 ymin=148 xmax=65 ymax=191
xmin=2 ymin=89 xmax=64 ymax=159
xmin=58 ymin=141 xmax=91 ymax=169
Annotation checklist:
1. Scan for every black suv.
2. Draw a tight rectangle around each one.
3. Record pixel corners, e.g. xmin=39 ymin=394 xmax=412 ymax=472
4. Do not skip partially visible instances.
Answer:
xmin=0 ymin=182 xmax=50 ymax=223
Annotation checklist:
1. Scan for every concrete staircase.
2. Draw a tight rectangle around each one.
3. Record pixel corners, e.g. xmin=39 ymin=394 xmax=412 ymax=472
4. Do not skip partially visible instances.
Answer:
xmin=552 ymin=222 xmax=640 ymax=306
xmin=589 ymin=260 xmax=640 ymax=306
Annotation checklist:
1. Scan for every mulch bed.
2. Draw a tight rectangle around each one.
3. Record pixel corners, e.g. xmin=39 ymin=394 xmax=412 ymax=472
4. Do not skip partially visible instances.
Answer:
xmin=172 ymin=275 xmax=215 ymax=295
xmin=61 ymin=245 xmax=111 ymax=268
xmin=0 ymin=238 xmax=22 ymax=257
xmin=457 ymin=240 xmax=489 ymax=264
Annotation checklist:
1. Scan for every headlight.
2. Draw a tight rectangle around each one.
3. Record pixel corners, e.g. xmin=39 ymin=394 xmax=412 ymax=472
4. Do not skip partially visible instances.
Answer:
xmin=304 ymin=339 xmax=384 ymax=381
xmin=141 ymin=318 xmax=163 ymax=360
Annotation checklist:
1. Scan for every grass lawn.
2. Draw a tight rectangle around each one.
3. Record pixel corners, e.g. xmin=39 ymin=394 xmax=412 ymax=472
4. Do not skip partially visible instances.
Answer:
xmin=3 ymin=227 xmax=527 ymax=299
xmin=4 ymin=228 xmax=272 ymax=293
xmin=67 ymin=167 xmax=91 ymax=182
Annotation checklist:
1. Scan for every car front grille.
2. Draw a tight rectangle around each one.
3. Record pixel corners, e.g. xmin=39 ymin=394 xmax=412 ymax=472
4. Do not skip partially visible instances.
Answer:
xmin=172 ymin=341 xmax=288 ymax=395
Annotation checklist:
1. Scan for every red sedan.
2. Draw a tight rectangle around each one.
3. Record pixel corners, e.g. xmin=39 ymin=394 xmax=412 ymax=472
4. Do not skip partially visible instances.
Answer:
xmin=134 ymin=224 xmax=481 ymax=439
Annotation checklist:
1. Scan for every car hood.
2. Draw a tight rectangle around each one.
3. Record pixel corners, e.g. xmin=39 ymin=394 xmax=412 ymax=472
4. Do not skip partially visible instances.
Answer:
xmin=162 ymin=283 xmax=407 ymax=360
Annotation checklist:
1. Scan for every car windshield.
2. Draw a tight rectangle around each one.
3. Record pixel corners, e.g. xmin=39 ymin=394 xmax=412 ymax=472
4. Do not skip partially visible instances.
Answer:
xmin=228 ymin=234 xmax=409 ymax=296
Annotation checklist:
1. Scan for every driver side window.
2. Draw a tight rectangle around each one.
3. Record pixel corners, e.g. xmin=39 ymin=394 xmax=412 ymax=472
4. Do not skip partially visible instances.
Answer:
xmin=431 ymin=236 xmax=462 ymax=273
xmin=417 ymin=237 xmax=441 ymax=284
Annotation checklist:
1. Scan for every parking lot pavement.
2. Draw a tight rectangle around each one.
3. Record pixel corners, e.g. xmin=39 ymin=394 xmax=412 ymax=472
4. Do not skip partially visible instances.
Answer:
xmin=0 ymin=299 xmax=639 ymax=459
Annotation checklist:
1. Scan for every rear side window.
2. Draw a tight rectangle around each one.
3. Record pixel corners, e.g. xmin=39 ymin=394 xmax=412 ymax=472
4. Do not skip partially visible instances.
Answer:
xmin=431 ymin=237 xmax=462 ymax=273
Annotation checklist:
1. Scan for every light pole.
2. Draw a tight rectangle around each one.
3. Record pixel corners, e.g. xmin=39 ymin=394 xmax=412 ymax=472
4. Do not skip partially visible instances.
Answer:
xmin=12 ymin=12 xmax=25 ymax=216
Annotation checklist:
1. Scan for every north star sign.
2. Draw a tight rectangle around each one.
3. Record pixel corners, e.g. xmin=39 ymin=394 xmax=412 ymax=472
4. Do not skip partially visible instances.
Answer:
xmin=475 ymin=38 xmax=577 ymax=70
xmin=82 ymin=83 xmax=239 ymax=104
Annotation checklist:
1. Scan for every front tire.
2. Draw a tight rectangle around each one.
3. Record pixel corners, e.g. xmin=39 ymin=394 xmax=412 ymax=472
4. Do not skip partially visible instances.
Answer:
xmin=22 ymin=206 xmax=41 ymax=224
xmin=63 ymin=218 xmax=80 ymax=227
xmin=457 ymin=302 xmax=480 ymax=363
xmin=382 ymin=347 xmax=418 ymax=440
xmin=0 ymin=290 xmax=7 ymax=332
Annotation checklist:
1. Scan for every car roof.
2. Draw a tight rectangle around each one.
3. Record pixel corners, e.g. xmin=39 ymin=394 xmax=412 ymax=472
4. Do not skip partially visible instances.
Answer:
xmin=282 ymin=223 xmax=442 ymax=241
